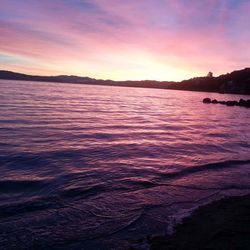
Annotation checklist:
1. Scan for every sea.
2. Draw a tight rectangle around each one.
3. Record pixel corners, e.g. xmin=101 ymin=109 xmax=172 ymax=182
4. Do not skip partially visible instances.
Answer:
xmin=0 ymin=80 xmax=250 ymax=249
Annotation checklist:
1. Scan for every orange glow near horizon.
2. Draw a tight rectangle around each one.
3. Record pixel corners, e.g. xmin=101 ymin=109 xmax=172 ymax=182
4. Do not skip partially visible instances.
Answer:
xmin=1 ymin=51 xmax=204 ymax=81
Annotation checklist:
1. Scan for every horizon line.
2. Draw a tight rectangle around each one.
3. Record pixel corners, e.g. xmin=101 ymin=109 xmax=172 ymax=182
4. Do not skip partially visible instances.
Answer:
xmin=1 ymin=67 xmax=250 ymax=83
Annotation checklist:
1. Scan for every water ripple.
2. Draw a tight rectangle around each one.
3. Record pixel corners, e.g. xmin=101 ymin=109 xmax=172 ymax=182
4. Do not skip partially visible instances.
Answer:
xmin=0 ymin=80 xmax=250 ymax=249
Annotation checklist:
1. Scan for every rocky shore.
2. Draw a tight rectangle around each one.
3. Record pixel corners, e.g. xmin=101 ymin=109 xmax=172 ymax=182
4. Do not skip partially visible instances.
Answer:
xmin=203 ymin=98 xmax=250 ymax=107
xmin=147 ymin=194 xmax=250 ymax=250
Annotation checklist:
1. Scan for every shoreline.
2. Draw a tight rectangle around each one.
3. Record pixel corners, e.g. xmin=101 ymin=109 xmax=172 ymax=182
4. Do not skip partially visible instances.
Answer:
xmin=1 ymin=78 xmax=250 ymax=97
xmin=147 ymin=194 xmax=250 ymax=250
xmin=1 ymin=67 xmax=250 ymax=96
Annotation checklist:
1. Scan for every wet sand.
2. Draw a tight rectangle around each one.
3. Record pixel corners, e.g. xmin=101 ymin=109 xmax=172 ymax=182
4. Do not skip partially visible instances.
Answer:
xmin=149 ymin=194 xmax=250 ymax=250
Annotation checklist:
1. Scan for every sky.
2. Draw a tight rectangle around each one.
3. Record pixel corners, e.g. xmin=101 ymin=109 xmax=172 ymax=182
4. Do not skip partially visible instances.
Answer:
xmin=0 ymin=0 xmax=249 ymax=81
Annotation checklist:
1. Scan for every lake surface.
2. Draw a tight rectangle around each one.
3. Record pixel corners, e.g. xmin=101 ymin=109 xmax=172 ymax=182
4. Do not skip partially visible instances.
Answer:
xmin=0 ymin=80 xmax=250 ymax=249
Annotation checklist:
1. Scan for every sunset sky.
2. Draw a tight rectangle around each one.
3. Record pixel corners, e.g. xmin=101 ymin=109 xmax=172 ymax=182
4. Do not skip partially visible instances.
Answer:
xmin=0 ymin=0 xmax=249 ymax=81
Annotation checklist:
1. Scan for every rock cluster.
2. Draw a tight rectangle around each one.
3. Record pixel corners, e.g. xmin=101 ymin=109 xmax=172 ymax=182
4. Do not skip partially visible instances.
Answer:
xmin=202 ymin=98 xmax=250 ymax=107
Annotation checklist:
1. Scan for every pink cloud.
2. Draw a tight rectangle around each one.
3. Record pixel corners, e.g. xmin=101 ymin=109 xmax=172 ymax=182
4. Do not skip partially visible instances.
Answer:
xmin=0 ymin=0 xmax=249 ymax=80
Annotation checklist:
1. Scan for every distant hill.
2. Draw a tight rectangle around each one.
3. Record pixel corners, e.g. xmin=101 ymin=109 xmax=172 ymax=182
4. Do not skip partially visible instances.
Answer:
xmin=0 ymin=70 xmax=100 ymax=84
xmin=0 ymin=70 xmax=174 ymax=89
xmin=0 ymin=68 xmax=250 ymax=95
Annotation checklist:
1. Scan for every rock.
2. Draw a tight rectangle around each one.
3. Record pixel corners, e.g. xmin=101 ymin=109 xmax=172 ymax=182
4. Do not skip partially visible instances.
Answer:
xmin=218 ymin=101 xmax=226 ymax=105
xmin=203 ymin=98 xmax=211 ymax=103
xmin=246 ymin=99 xmax=250 ymax=107
xmin=239 ymin=99 xmax=246 ymax=106
xmin=238 ymin=99 xmax=250 ymax=107
xmin=203 ymin=98 xmax=250 ymax=108
xmin=226 ymin=101 xmax=238 ymax=106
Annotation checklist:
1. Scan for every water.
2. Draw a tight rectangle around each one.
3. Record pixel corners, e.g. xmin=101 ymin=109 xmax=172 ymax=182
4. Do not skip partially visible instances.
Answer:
xmin=0 ymin=80 xmax=250 ymax=249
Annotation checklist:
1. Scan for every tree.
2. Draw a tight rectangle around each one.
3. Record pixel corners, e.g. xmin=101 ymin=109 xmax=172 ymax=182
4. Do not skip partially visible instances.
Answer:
xmin=207 ymin=72 xmax=213 ymax=78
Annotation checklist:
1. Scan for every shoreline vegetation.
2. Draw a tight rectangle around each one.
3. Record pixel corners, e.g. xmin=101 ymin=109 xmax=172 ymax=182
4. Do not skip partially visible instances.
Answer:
xmin=1 ymin=68 xmax=250 ymax=95
xmin=129 ymin=194 xmax=250 ymax=250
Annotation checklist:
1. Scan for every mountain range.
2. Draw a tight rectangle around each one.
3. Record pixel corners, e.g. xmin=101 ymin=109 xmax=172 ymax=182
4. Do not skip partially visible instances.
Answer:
xmin=0 ymin=68 xmax=250 ymax=95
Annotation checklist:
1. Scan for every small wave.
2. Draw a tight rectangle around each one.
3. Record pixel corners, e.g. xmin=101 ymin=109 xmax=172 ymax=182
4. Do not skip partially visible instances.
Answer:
xmin=159 ymin=159 xmax=250 ymax=179
xmin=118 ymin=178 xmax=157 ymax=190
xmin=0 ymin=179 xmax=47 ymax=193
xmin=59 ymin=184 xmax=107 ymax=199
xmin=0 ymin=153 xmax=51 ymax=169
xmin=0 ymin=196 xmax=63 ymax=219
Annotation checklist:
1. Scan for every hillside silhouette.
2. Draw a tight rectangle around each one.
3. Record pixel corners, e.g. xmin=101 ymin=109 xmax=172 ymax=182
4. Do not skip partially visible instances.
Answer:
xmin=0 ymin=68 xmax=250 ymax=95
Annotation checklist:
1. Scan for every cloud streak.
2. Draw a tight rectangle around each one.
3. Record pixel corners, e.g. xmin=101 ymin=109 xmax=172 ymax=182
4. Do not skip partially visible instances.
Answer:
xmin=0 ymin=0 xmax=249 ymax=80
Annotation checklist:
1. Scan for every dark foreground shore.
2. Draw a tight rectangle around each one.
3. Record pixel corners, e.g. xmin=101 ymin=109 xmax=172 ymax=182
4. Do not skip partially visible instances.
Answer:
xmin=147 ymin=194 xmax=250 ymax=250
